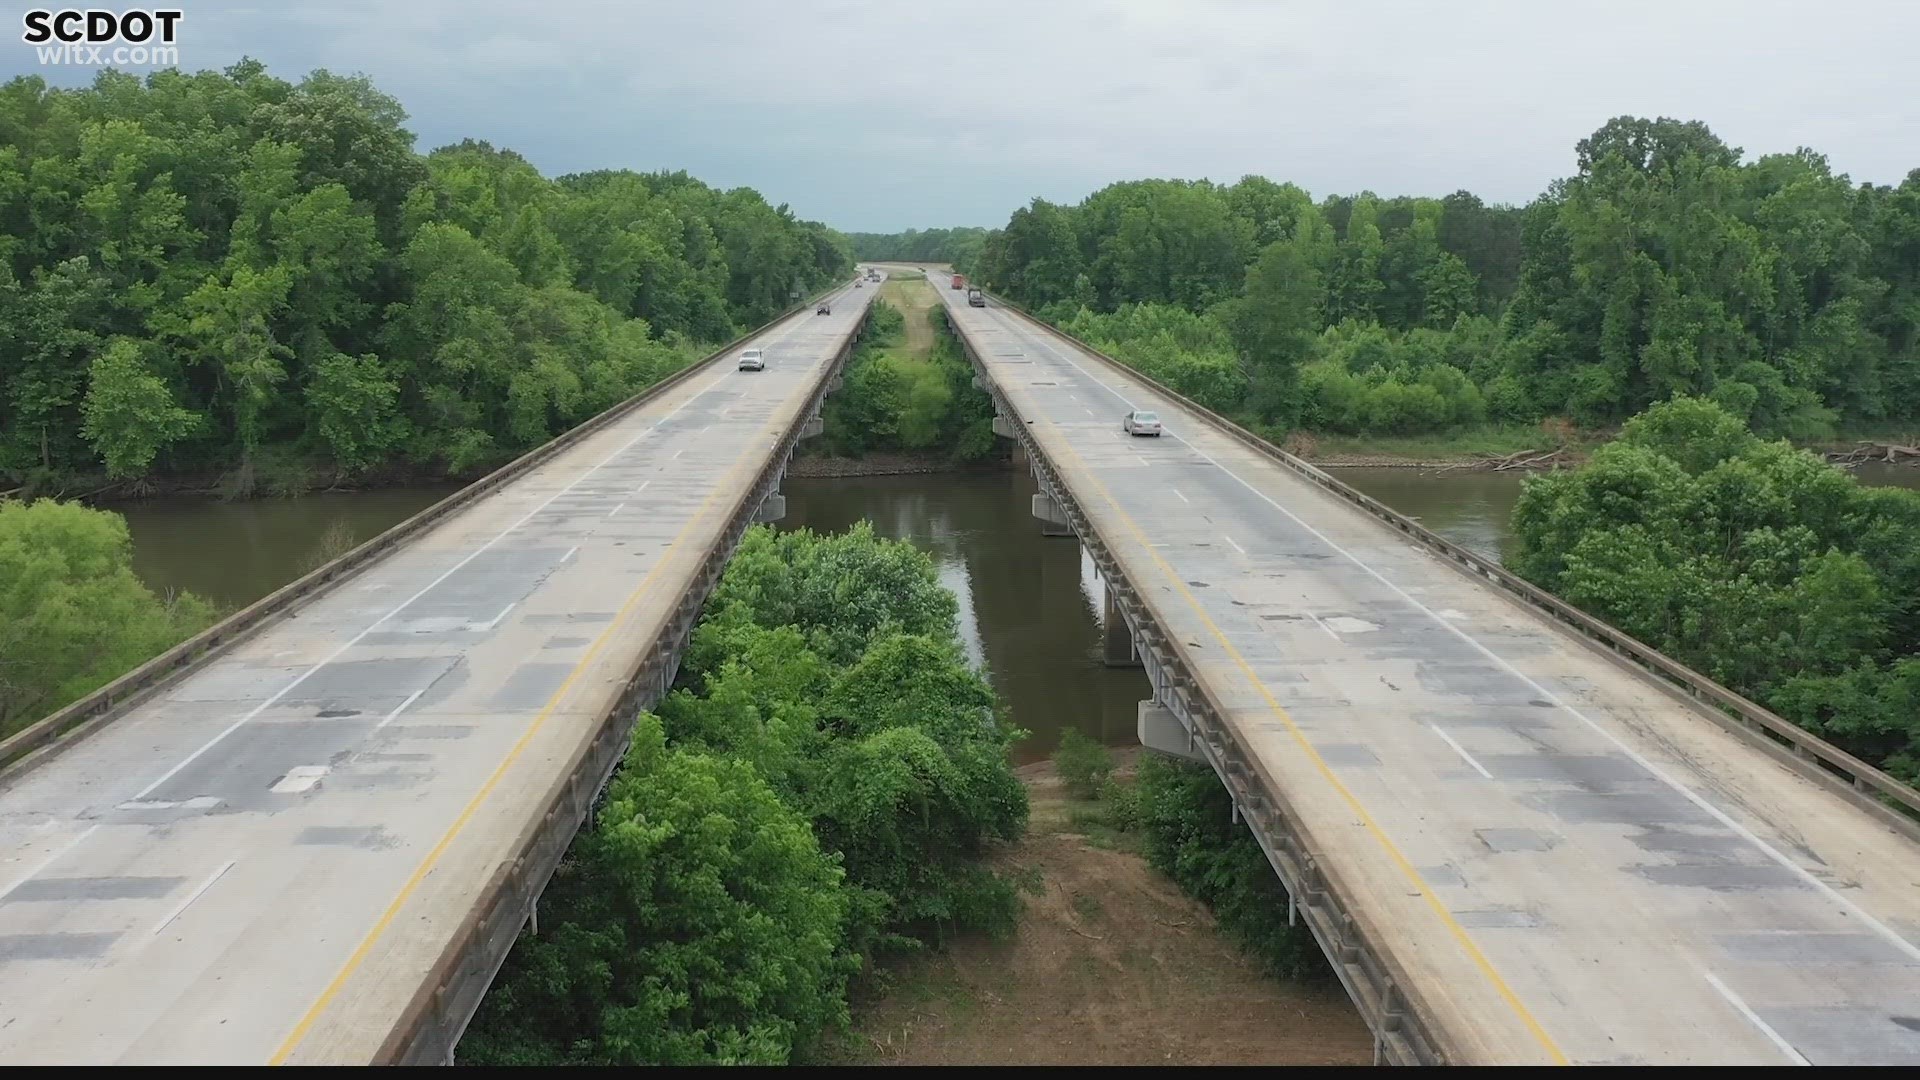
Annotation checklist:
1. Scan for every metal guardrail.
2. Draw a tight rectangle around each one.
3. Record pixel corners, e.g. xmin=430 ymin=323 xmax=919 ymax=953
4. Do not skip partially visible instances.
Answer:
xmin=947 ymin=311 xmax=1451 ymax=1065
xmin=0 ymin=280 xmax=857 ymax=779
xmin=976 ymin=289 xmax=1920 ymax=843
xmin=376 ymin=295 xmax=874 ymax=1066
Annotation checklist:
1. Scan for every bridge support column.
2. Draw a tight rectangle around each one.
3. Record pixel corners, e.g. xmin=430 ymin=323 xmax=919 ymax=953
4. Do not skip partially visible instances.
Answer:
xmin=801 ymin=414 xmax=823 ymax=439
xmin=1138 ymin=701 xmax=1205 ymax=763
xmin=1031 ymin=491 xmax=1073 ymax=538
xmin=754 ymin=492 xmax=787 ymax=523
xmin=1103 ymin=589 xmax=1141 ymax=667
xmin=992 ymin=413 xmax=1021 ymax=440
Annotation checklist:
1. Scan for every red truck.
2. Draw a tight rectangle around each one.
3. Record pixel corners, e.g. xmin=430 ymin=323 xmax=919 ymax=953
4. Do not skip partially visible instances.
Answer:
xmin=950 ymin=273 xmax=967 ymax=290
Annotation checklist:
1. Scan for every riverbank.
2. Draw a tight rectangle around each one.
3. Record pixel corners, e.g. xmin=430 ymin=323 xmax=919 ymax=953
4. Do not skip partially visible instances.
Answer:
xmin=789 ymin=448 xmax=1011 ymax=478
xmin=828 ymin=749 xmax=1371 ymax=1065
xmin=1294 ymin=424 xmax=1920 ymax=470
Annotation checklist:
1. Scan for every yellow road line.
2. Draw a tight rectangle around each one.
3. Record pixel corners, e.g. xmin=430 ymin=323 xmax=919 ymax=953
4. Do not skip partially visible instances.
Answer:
xmin=269 ymin=360 xmax=801 ymax=1065
xmin=1038 ymin=401 xmax=1569 ymax=1066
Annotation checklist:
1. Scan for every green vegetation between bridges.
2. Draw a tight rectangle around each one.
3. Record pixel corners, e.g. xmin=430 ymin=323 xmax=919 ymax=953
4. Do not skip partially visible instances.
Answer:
xmin=459 ymin=524 xmax=1029 ymax=1065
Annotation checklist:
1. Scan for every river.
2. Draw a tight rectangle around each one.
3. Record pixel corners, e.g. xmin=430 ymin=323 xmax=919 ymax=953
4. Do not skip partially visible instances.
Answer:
xmin=113 ymin=462 xmax=1920 ymax=762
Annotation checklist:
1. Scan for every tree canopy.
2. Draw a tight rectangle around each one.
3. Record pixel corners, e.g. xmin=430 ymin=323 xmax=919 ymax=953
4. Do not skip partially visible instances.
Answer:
xmin=1511 ymin=397 xmax=1920 ymax=781
xmin=0 ymin=64 xmax=852 ymax=493
xmin=965 ymin=118 xmax=1918 ymax=441
xmin=0 ymin=499 xmax=212 ymax=736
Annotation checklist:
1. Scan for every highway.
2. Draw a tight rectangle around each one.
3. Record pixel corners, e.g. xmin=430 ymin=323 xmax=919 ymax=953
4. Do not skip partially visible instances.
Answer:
xmin=917 ymin=268 xmax=1920 ymax=1066
xmin=0 ymin=280 xmax=875 ymax=1064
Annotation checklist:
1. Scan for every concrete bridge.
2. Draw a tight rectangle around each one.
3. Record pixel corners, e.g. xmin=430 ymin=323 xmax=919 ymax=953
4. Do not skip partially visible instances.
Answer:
xmin=0 ymin=277 xmax=879 ymax=1065
xmin=916 ymin=266 xmax=1920 ymax=1067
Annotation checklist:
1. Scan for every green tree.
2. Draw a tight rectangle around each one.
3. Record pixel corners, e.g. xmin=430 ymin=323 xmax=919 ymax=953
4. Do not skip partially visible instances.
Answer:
xmin=0 ymin=499 xmax=213 ymax=735
xmin=462 ymin=714 xmax=856 ymax=1066
xmin=80 ymin=337 xmax=201 ymax=477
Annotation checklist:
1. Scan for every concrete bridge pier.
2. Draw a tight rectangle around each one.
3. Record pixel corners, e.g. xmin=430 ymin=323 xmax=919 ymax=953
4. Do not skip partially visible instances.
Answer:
xmin=800 ymin=413 xmax=823 ymax=439
xmin=1138 ymin=700 xmax=1205 ymax=763
xmin=1102 ymin=587 xmax=1142 ymax=667
xmin=1030 ymin=491 xmax=1075 ymax=538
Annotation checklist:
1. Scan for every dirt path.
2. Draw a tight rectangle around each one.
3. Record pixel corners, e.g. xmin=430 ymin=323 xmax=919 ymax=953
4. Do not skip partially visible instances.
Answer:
xmin=834 ymin=751 xmax=1372 ymax=1066
xmin=880 ymin=277 xmax=937 ymax=359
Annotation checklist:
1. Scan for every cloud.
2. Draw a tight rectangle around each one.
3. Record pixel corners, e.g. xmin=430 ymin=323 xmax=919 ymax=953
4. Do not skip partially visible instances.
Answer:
xmin=5 ymin=0 xmax=1916 ymax=230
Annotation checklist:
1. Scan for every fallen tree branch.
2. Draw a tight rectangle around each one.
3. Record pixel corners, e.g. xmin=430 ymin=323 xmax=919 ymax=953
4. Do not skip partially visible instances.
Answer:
xmin=1827 ymin=441 xmax=1920 ymax=466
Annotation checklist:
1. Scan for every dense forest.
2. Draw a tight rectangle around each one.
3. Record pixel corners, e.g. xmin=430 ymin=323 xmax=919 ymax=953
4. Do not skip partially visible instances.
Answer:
xmin=845 ymin=226 xmax=988 ymax=268
xmin=819 ymin=299 xmax=997 ymax=461
xmin=1513 ymin=397 xmax=1920 ymax=783
xmin=952 ymin=117 xmax=1920 ymax=442
xmin=0 ymin=63 xmax=852 ymax=496
xmin=461 ymin=524 xmax=1028 ymax=1065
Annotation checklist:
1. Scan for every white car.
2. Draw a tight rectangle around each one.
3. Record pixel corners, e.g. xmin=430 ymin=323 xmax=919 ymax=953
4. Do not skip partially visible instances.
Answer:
xmin=1122 ymin=409 xmax=1162 ymax=437
xmin=738 ymin=348 xmax=765 ymax=372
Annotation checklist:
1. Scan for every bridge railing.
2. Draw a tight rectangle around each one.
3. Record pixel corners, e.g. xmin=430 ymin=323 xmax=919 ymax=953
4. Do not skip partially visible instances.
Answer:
xmin=975 ymin=289 xmax=1920 ymax=844
xmin=0 ymin=278 xmax=859 ymax=777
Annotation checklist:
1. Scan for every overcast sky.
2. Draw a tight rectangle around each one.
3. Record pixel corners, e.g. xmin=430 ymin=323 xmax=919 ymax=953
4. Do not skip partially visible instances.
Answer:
xmin=7 ymin=1 xmax=1917 ymax=232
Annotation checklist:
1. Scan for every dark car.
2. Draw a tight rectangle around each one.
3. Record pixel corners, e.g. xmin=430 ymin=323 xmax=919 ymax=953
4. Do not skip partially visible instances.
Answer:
xmin=817 ymin=302 xmax=832 ymax=315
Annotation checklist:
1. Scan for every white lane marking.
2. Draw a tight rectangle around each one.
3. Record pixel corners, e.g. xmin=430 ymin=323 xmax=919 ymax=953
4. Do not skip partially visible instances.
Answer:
xmin=698 ymin=424 xmax=709 ymax=434
xmin=479 ymin=603 xmax=515 ymax=632
xmin=1083 ymin=407 xmax=1094 ymax=416
xmin=1224 ymin=535 xmax=1245 ymax=555
xmin=0 ymin=825 xmax=100 ymax=899
xmin=1000 ymin=312 xmax=1920 ymax=964
xmin=129 ymin=337 xmax=771 ymax=803
xmin=635 ymin=480 xmax=651 ymax=494
xmin=1700 ymin=968 xmax=1810 ymax=1065
xmin=606 ymin=501 xmax=625 ymax=518
xmin=1135 ymin=454 xmax=1150 ymax=467
xmin=1306 ymin=612 xmax=1342 ymax=640
xmin=672 ymin=449 xmax=685 ymax=460
xmin=374 ymin=689 xmax=424 ymax=732
xmin=1172 ymin=489 xmax=1188 ymax=503
xmin=151 ymin=859 xmax=236 ymax=936
xmin=560 ymin=545 xmax=578 ymax=564
xmin=270 ymin=766 xmax=328 ymax=794
xmin=1429 ymin=724 xmax=1494 ymax=779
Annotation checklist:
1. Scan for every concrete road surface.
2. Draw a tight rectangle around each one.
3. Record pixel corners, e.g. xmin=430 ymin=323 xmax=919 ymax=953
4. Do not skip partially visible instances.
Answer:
xmin=929 ymin=280 xmax=1920 ymax=1066
xmin=0 ymin=281 xmax=874 ymax=1064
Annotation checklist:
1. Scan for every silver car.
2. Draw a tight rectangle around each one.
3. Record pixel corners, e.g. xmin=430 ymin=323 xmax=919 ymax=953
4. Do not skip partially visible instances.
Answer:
xmin=738 ymin=348 xmax=765 ymax=372
xmin=1122 ymin=409 xmax=1162 ymax=437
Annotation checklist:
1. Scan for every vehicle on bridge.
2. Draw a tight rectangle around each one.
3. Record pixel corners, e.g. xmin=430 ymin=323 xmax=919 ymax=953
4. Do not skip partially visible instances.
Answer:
xmin=950 ymin=273 xmax=967 ymax=290
xmin=816 ymin=301 xmax=831 ymax=315
xmin=1122 ymin=409 xmax=1162 ymax=436
xmin=966 ymin=288 xmax=986 ymax=307
xmin=737 ymin=347 xmax=765 ymax=371
xmin=854 ymin=280 xmax=862 ymax=288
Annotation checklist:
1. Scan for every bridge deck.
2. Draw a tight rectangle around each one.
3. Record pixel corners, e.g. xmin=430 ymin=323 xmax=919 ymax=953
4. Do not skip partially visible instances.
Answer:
xmin=0 ymin=286 xmax=871 ymax=1065
xmin=932 ymin=279 xmax=1920 ymax=1066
